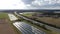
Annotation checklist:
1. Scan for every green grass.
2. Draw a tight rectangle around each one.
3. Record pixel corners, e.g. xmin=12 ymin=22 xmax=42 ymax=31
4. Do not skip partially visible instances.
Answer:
xmin=22 ymin=13 xmax=33 ymax=17
xmin=0 ymin=12 xmax=8 ymax=18
xmin=21 ymin=12 xmax=42 ymax=18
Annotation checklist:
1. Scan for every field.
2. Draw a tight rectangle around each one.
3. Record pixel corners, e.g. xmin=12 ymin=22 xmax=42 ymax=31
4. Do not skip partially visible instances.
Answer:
xmin=0 ymin=13 xmax=8 ymax=18
xmin=36 ymin=17 xmax=60 ymax=27
xmin=0 ymin=13 xmax=17 ymax=34
xmin=21 ymin=12 xmax=35 ymax=18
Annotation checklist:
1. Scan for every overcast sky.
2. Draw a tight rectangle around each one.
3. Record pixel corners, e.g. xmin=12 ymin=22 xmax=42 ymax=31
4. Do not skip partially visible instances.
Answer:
xmin=0 ymin=0 xmax=60 ymax=10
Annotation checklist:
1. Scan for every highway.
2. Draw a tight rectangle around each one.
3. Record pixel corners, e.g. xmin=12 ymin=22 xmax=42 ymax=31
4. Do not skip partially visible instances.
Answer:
xmin=13 ymin=22 xmax=46 ymax=34
xmin=14 ymin=12 xmax=60 ymax=34
xmin=8 ymin=13 xmax=46 ymax=34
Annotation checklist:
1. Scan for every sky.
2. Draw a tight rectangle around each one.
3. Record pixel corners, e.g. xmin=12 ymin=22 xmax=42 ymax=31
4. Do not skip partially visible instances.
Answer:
xmin=0 ymin=0 xmax=60 ymax=10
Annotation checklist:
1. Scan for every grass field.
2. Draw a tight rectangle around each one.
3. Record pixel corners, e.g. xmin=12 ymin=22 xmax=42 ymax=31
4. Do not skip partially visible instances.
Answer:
xmin=0 ymin=12 xmax=8 ymax=18
xmin=36 ymin=17 xmax=60 ymax=27
xmin=21 ymin=12 xmax=34 ymax=18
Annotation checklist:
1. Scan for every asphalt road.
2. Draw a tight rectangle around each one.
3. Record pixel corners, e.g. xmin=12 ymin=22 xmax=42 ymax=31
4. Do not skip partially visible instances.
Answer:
xmin=13 ymin=22 xmax=46 ymax=34
xmin=14 ymin=12 xmax=60 ymax=33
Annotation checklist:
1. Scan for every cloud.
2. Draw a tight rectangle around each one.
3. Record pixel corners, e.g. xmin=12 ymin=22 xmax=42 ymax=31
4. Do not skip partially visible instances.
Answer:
xmin=21 ymin=0 xmax=35 ymax=4
xmin=25 ymin=0 xmax=60 ymax=9
xmin=0 ymin=0 xmax=28 ymax=9
xmin=0 ymin=0 xmax=60 ymax=10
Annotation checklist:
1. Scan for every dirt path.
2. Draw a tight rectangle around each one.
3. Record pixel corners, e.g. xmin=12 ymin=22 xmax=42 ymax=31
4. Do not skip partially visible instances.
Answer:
xmin=0 ymin=18 xmax=17 ymax=34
